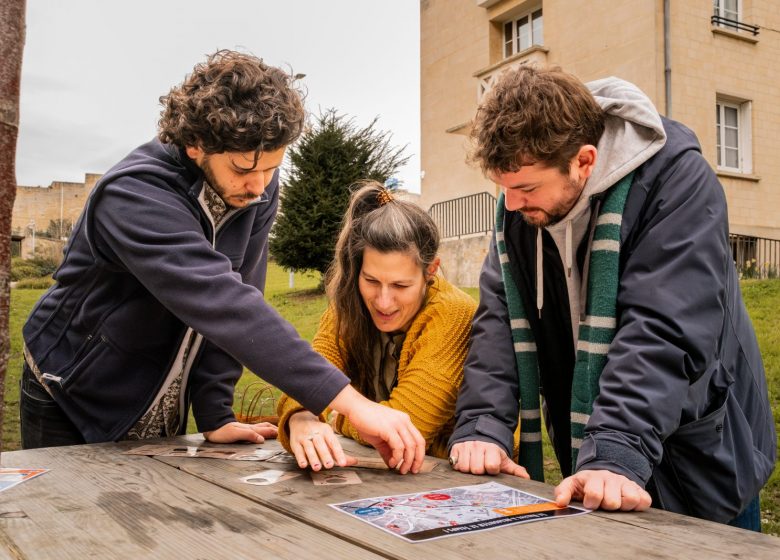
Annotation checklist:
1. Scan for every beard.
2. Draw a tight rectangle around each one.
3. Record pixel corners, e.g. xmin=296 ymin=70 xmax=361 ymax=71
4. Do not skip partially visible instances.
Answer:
xmin=518 ymin=177 xmax=583 ymax=228
xmin=200 ymin=157 xmax=255 ymax=208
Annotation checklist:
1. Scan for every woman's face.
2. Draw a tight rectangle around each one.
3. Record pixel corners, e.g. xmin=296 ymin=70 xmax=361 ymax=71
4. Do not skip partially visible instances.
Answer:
xmin=358 ymin=247 xmax=437 ymax=333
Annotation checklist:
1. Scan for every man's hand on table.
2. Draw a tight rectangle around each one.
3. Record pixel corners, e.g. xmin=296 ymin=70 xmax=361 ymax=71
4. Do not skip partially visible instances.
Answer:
xmin=329 ymin=385 xmax=425 ymax=474
xmin=554 ymin=469 xmax=652 ymax=511
xmin=203 ymin=421 xmax=278 ymax=444
xmin=448 ymin=441 xmax=529 ymax=478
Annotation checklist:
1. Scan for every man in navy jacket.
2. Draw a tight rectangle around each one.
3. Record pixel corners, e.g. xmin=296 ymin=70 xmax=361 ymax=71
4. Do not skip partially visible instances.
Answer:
xmin=21 ymin=50 xmax=425 ymax=474
xmin=448 ymin=66 xmax=775 ymax=529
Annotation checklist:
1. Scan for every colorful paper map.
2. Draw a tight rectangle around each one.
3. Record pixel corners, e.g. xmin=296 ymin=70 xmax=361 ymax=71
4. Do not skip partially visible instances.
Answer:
xmin=330 ymin=481 xmax=588 ymax=543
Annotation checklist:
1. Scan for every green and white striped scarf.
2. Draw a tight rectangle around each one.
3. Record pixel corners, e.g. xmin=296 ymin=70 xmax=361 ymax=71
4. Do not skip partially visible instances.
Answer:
xmin=495 ymin=172 xmax=633 ymax=481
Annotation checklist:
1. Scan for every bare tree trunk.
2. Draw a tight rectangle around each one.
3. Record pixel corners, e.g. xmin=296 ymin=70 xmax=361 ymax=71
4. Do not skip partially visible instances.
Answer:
xmin=0 ymin=0 xmax=26 ymax=458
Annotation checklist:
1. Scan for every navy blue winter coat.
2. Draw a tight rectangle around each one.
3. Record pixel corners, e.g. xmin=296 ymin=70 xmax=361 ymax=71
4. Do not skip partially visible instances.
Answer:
xmin=23 ymin=139 xmax=349 ymax=443
xmin=450 ymin=119 xmax=776 ymax=523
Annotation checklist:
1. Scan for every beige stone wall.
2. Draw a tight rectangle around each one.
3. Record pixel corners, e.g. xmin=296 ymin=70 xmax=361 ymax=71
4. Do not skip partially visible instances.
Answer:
xmin=12 ymin=174 xmax=101 ymax=236
xmin=420 ymin=0 xmax=495 ymax=209
xmin=668 ymin=1 xmax=780 ymax=238
xmin=438 ymin=233 xmax=492 ymax=287
xmin=20 ymin=236 xmax=66 ymax=262
xmin=421 ymin=0 xmax=780 ymax=240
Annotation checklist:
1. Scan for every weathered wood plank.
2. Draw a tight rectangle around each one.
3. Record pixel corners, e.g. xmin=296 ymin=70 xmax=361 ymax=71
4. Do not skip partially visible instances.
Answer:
xmin=155 ymin=435 xmax=780 ymax=560
xmin=0 ymin=443 xmax=385 ymax=560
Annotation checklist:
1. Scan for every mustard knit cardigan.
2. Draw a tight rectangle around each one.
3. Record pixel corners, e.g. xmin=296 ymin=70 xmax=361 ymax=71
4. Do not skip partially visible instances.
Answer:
xmin=276 ymin=276 xmax=477 ymax=459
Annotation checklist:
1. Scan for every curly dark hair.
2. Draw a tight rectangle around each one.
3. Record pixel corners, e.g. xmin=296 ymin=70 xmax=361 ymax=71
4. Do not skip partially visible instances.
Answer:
xmin=158 ymin=50 xmax=305 ymax=156
xmin=470 ymin=65 xmax=605 ymax=175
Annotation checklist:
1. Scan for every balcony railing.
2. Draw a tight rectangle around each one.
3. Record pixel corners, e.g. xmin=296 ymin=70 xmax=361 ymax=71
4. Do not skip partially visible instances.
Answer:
xmin=474 ymin=46 xmax=548 ymax=102
xmin=429 ymin=192 xmax=497 ymax=240
xmin=711 ymin=15 xmax=759 ymax=35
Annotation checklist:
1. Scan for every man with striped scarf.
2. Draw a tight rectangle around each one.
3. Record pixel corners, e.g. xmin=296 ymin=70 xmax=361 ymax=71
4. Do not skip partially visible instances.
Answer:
xmin=448 ymin=66 xmax=775 ymax=531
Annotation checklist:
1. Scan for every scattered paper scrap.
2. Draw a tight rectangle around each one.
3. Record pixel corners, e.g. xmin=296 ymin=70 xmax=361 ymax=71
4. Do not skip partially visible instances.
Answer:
xmin=352 ymin=456 xmax=438 ymax=473
xmin=0 ymin=468 xmax=49 ymax=493
xmin=241 ymin=469 xmax=301 ymax=486
xmin=312 ymin=470 xmax=362 ymax=486
xmin=123 ymin=444 xmax=281 ymax=461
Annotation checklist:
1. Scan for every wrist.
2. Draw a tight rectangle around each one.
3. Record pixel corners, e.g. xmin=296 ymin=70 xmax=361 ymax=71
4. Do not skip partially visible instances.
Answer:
xmin=328 ymin=384 xmax=365 ymax=417
xmin=289 ymin=410 xmax=319 ymax=427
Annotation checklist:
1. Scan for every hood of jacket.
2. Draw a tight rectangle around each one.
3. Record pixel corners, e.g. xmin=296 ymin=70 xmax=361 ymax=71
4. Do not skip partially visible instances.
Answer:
xmin=542 ymin=77 xmax=667 ymax=345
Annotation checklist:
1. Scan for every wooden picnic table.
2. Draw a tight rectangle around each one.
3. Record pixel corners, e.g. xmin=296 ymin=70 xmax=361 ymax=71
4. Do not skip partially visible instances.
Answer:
xmin=0 ymin=434 xmax=778 ymax=559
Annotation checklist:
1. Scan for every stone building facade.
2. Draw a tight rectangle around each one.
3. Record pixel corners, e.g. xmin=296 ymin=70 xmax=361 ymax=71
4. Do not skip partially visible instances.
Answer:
xmin=12 ymin=174 xmax=101 ymax=238
xmin=421 ymin=0 xmax=780 ymax=285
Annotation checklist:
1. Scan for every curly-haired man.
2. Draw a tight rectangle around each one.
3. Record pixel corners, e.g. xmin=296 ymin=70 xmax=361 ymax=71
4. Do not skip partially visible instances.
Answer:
xmin=448 ymin=65 xmax=775 ymax=530
xmin=20 ymin=50 xmax=426 ymax=473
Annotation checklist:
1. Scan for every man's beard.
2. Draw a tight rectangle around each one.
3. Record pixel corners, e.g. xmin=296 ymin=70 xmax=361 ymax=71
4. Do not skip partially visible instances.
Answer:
xmin=200 ymin=157 xmax=255 ymax=208
xmin=518 ymin=177 xmax=582 ymax=228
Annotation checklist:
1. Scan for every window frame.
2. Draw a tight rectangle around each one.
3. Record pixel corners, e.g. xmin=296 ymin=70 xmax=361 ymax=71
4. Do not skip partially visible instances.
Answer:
xmin=715 ymin=96 xmax=752 ymax=174
xmin=503 ymin=8 xmax=543 ymax=59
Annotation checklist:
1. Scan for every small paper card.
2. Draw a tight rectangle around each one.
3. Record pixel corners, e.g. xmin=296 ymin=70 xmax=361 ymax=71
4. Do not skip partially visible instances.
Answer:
xmin=241 ymin=469 xmax=301 ymax=486
xmin=311 ymin=470 xmax=362 ymax=486
xmin=0 ymin=468 xmax=49 ymax=493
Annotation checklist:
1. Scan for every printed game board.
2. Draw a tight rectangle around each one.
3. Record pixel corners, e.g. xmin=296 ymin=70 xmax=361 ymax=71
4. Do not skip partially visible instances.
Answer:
xmin=331 ymin=481 xmax=587 ymax=543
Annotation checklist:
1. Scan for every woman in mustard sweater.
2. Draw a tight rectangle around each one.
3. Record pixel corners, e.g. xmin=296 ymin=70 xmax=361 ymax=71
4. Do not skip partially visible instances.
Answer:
xmin=277 ymin=181 xmax=477 ymax=469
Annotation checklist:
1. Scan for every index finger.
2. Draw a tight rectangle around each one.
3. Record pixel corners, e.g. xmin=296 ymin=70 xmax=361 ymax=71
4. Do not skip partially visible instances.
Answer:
xmin=554 ymin=477 xmax=575 ymax=507
xmin=408 ymin=425 xmax=426 ymax=474
xmin=324 ymin=432 xmax=348 ymax=467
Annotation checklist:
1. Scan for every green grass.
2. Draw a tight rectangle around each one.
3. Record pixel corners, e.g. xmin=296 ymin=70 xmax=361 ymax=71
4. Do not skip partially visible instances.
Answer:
xmin=3 ymin=268 xmax=779 ymax=534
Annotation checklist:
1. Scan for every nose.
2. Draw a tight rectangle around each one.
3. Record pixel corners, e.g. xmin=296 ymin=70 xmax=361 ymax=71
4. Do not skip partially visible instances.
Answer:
xmin=244 ymin=172 xmax=267 ymax=197
xmin=375 ymin=287 xmax=393 ymax=310
xmin=504 ymin=190 xmax=526 ymax=211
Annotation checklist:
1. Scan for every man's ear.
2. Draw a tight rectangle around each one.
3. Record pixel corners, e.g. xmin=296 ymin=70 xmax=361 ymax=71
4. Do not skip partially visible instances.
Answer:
xmin=185 ymin=145 xmax=204 ymax=162
xmin=573 ymin=145 xmax=598 ymax=181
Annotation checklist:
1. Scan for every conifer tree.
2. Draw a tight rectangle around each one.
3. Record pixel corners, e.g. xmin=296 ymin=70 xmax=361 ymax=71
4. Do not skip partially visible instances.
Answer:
xmin=270 ymin=109 xmax=408 ymax=282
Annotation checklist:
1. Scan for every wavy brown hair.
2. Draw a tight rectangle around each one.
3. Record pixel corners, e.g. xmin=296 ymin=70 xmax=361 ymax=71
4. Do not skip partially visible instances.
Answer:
xmin=158 ymin=50 xmax=305 ymax=160
xmin=470 ymin=65 xmax=605 ymax=175
xmin=327 ymin=181 xmax=439 ymax=400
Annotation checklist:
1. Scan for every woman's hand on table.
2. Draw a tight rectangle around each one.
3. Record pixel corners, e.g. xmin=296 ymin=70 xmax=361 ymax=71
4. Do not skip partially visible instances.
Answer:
xmin=289 ymin=411 xmax=357 ymax=471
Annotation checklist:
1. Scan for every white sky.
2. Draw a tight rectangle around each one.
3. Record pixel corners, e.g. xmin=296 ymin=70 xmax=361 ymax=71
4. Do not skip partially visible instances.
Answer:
xmin=16 ymin=0 xmax=421 ymax=192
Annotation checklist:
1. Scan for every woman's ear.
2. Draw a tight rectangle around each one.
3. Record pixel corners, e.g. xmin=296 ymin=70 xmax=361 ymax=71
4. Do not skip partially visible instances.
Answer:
xmin=426 ymin=257 xmax=441 ymax=280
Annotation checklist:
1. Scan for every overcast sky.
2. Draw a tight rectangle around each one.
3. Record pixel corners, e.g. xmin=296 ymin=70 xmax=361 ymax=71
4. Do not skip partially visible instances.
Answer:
xmin=16 ymin=0 xmax=421 ymax=191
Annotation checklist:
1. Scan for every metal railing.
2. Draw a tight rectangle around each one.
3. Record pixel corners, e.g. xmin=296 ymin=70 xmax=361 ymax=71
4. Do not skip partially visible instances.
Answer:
xmin=730 ymin=233 xmax=780 ymax=279
xmin=711 ymin=15 xmax=759 ymax=35
xmin=428 ymin=192 xmax=497 ymax=240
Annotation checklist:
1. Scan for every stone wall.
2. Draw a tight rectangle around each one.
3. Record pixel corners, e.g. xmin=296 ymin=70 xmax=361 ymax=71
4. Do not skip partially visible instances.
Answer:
xmin=12 ymin=173 xmax=101 ymax=236
xmin=438 ymin=233 xmax=491 ymax=288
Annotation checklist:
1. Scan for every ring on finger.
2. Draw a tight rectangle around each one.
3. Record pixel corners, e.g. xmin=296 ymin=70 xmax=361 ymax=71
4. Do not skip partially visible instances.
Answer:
xmin=449 ymin=455 xmax=459 ymax=467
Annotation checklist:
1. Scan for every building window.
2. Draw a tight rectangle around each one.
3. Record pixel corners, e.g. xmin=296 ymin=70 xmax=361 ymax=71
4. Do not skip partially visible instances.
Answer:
xmin=713 ymin=0 xmax=740 ymax=20
xmin=712 ymin=0 xmax=743 ymax=30
xmin=716 ymin=97 xmax=752 ymax=173
xmin=503 ymin=9 xmax=543 ymax=58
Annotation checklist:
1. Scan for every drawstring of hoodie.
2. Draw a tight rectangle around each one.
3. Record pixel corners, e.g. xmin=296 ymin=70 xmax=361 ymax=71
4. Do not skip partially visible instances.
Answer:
xmin=534 ymin=197 xmax=603 ymax=322
xmin=536 ymin=228 xmax=543 ymax=318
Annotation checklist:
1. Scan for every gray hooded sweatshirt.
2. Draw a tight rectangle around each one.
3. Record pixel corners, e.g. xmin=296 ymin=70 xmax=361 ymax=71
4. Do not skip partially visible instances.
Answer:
xmin=545 ymin=77 xmax=667 ymax=347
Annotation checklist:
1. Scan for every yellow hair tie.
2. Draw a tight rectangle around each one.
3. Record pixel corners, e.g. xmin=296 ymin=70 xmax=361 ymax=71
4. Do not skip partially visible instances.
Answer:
xmin=376 ymin=188 xmax=394 ymax=206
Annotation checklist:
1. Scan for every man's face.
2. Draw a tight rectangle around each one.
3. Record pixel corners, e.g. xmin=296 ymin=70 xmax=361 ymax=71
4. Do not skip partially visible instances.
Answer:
xmin=186 ymin=146 xmax=287 ymax=208
xmin=489 ymin=147 xmax=596 ymax=228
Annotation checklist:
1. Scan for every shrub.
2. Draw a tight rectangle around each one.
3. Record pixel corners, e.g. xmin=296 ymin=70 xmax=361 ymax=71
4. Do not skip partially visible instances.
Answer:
xmin=11 ymin=257 xmax=58 ymax=281
xmin=14 ymin=276 xmax=55 ymax=289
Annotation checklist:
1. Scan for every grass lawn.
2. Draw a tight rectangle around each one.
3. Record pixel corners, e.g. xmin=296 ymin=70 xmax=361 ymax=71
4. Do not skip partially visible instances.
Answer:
xmin=3 ymin=267 xmax=779 ymax=535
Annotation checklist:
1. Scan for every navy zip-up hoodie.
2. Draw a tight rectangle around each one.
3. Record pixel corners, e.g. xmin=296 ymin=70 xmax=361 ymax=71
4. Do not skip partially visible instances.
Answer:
xmin=23 ymin=139 xmax=349 ymax=443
